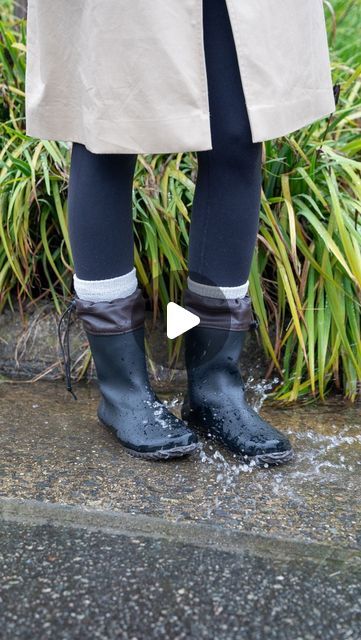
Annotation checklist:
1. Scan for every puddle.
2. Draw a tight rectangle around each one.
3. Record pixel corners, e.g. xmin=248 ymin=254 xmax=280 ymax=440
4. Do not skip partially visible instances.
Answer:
xmin=1 ymin=379 xmax=360 ymax=547
xmin=161 ymin=381 xmax=361 ymax=536
xmin=163 ymin=381 xmax=360 ymax=484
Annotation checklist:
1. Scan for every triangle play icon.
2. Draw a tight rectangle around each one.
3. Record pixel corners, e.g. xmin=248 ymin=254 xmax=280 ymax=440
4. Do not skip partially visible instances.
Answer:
xmin=166 ymin=302 xmax=200 ymax=339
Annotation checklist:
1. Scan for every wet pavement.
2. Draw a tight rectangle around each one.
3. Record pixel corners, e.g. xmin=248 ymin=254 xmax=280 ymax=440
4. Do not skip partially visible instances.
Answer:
xmin=1 ymin=380 xmax=360 ymax=638
xmin=1 ymin=518 xmax=360 ymax=640
xmin=1 ymin=381 xmax=360 ymax=547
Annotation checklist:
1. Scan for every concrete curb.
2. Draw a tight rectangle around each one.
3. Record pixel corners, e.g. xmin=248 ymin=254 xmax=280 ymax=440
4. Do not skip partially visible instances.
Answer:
xmin=1 ymin=496 xmax=360 ymax=566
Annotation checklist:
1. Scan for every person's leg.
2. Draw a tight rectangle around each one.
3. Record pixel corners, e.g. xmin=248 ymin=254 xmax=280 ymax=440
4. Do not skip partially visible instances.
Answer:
xmin=188 ymin=0 xmax=263 ymax=291
xmin=63 ymin=143 xmax=198 ymax=459
xmin=183 ymin=0 xmax=293 ymax=465
xmin=67 ymin=142 xmax=136 ymax=299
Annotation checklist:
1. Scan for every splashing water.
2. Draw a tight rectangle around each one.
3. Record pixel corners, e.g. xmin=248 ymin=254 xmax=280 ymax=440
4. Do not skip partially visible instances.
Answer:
xmin=244 ymin=375 xmax=280 ymax=413
xmin=162 ymin=383 xmax=361 ymax=515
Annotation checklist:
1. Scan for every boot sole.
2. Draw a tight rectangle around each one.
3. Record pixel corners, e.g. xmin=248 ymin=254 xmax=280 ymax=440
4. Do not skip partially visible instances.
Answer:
xmin=182 ymin=413 xmax=294 ymax=467
xmin=98 ymin=417 xmax=200 ymax=461
xmin=123 ymin=442 xmax=200 ymax=460
xmin=250 ymin=449 xmax=294 ymax=467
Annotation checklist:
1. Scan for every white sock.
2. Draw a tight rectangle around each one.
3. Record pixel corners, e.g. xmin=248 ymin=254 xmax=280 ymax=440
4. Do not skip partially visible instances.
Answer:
xmin=187 ymin=276 xmax=249 ymax=300
xmin=73 ymin=267 xmax=138 ymax=302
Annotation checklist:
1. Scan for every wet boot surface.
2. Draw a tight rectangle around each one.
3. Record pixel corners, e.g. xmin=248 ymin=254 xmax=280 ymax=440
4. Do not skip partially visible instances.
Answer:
xmin=1 ymin=381 xmax=360 ymax=639
xmin=183 ymin=326 xmax=294 ymax=466
xmin=85 ymin=329 xmax=199 ymax=460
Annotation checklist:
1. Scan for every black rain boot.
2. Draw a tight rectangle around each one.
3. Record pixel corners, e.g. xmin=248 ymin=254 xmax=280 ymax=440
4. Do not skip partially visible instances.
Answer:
xmin=58 ymin=288 xmax=199 ymax=460
xmin=181 ymin=289 xmax=293 ymax=466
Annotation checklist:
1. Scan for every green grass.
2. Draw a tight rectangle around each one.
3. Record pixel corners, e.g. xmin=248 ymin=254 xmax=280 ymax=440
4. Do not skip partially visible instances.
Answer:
xmin=0 ymin=1 xmax=360 ymax=400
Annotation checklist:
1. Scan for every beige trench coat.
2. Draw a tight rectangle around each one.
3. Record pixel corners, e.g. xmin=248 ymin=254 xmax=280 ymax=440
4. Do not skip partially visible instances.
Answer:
xmin=25 ymin=0 xmax=336 ymax=154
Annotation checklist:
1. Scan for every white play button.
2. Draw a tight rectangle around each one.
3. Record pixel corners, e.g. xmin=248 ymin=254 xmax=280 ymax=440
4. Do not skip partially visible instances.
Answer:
xmin=166 ymin=302 xmax=200 ymax=339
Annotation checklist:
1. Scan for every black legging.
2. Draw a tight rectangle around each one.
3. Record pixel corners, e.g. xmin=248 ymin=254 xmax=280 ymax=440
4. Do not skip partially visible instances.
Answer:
xmin=68 ymin=0 xmax=263 ymax=288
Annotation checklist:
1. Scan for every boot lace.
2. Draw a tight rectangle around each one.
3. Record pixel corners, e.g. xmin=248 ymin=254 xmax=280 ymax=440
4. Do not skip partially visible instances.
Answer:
xmin=57 ymin=296 xmax=78 ymax=400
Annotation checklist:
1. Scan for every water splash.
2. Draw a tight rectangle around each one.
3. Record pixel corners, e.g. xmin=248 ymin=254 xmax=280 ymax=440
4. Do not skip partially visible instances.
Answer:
xmin=162 ymin=383 xmax=360 ymax=516
xmin=244 ymin=375 xmax=280 ymax=413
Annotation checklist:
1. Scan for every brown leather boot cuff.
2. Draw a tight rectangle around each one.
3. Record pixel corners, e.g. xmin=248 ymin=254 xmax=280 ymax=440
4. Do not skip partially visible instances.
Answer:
xmin=74 ymin=288 xmax=145 ymax=335
xmin=183 ymin=288 xmax=258 ymax=332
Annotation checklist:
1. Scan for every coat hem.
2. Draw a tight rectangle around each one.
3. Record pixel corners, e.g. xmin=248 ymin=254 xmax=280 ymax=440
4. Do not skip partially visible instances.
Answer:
xmin=25 ymin=90 xmax=336 ymax=152
xmin=25 ymin=110 xmax=214 ymax=155
xmin=248 ymin=90 xmax=336 ymax=143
